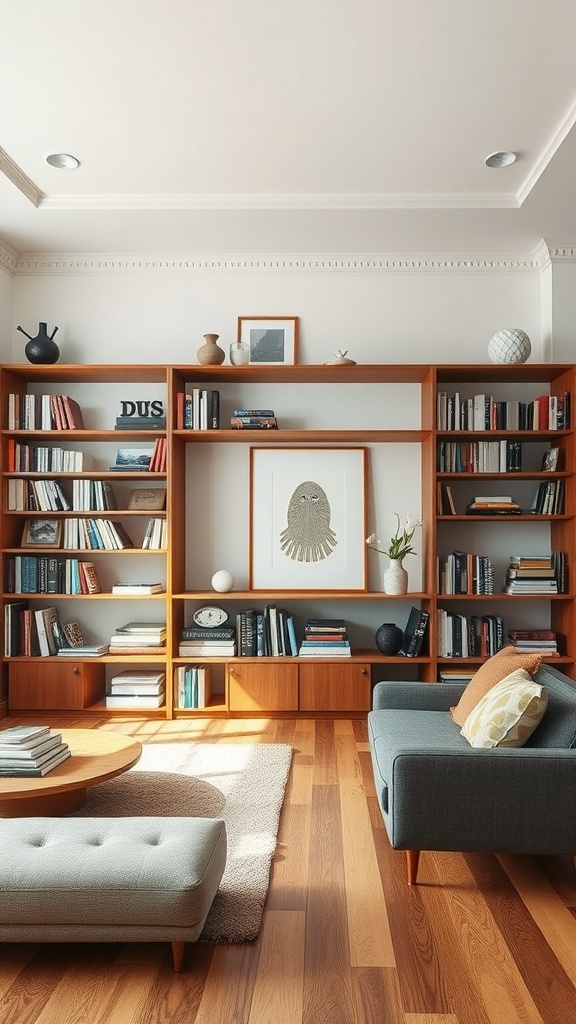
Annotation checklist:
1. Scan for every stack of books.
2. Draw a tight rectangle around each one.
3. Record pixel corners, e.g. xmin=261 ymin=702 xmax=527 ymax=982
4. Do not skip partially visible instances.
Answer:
xmin=115 ymin=414 xmax=166 ymax=430
xmin=105 ymin=670 xmax=166 ymax=709
xmin=507 ymin=629 xmax=558 ymax=655
xmin=111 ymin=581 xmax=164 ymax=595
xmin=179 ymin=624 xmax=237 ymax=658
xmin=504 ymin=555 xmax=558 ymax=594
xmin=298 ymin=619 xmax=351 ymax=657
xmin=230 ymin=409 xmax=278 ymax=430
xmin=174 ymin=665 xmax=213 ymax=708
xmin=109 ymin=621 xmax=167 ymax=654
xmin=0 ymin=725 xmax=71 ymax=777
xmin=466 ymin=495 xmax=521 ymax=516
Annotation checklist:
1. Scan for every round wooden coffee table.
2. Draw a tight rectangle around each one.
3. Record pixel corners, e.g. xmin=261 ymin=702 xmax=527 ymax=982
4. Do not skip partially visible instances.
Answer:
xmin=0 ymin=729 xmax=142 ymax=818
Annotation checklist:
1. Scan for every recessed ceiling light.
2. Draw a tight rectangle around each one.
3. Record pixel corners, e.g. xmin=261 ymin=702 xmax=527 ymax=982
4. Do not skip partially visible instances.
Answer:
xmin=485 ymin=151 xmax=517 ymax=168
xmin=46 ymin=153 xmax=80 ymax=170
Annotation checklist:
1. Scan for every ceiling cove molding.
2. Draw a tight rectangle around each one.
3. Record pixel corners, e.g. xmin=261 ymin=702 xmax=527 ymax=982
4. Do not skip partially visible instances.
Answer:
xmin=548 ymin=245 xmax=576 ymax=261
xmin=37 ymin=191 xmax=518 ymax=212
xmin=14 ymin=251 xmax=546 ymax=275
xmin=0 ymin=241 xmax=19 ymax=276
xmin=0 ymin=148 xmax=43 ymax=208
xmin=517 ymin=99 xmax=576 ymax=206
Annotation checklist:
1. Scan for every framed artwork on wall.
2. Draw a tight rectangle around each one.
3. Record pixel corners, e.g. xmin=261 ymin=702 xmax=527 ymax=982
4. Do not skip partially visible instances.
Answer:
xmin=237 ymin=316 xmax=299 ymax=365
xmin=249 ymin=446 xmax=367 ymax=591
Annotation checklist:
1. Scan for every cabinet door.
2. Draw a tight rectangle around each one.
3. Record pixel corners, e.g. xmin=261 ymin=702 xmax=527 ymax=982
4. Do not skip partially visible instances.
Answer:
xmin=299 ymin=662 xmax=371 ymax=711
xmin=227 ymin=663 xmax=299 ymax=711
xmin=9 ymin=662 xmax=106 ymax=710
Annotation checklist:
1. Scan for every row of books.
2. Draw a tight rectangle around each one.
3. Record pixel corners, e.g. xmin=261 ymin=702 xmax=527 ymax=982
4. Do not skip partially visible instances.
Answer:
xmin=61 ymin=517 xmax=134 ymax=550
xmin=176 ymin=390 xmax=220 ymax=430
xmin=0 ymin=726 xmax=71 ymax=777
xmin=141 ymin=517 xmax=167 ymax=550
xmin=7 ymin=392 xmax=85 ymax=431
xmin=6 ymin=442 xmax=92 ymax=473
xmin=436 ymin=391 xmax=570 ymax=431
xmin=6 ymin=555 xmax=101 ymax=595
xmin=503 ymin=554 xmax=565 ymax=594
xmin=230 ymin=409 xmax=278 ymax=430
xmin=437 ymin=439 xmax=523 ymax=474
xmin=105 ymin=669 xmax=166 ymax=709
xmin=437 ymin=552 xmax=495 ymax=595
xmin=437 ymin=611 xmax=505 ymax=658
xmin=5 ymin=602 xmax=67 ymax=657
xmin=7 ymin=477 xmax=119 ymax=513
xmin=174 ymin=665 xmax=212 ymax=708
xmin=530 ymin=479 xmax=565 ymax=515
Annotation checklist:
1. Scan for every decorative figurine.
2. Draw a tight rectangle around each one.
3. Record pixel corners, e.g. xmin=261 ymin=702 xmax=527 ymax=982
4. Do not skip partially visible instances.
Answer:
xmin=323 ymin=349 xmax=357 ymax=365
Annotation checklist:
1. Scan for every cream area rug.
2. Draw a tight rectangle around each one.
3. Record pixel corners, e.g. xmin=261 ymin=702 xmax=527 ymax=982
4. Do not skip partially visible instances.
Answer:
xmin=74 ymin=742 xmax=293 ymax=943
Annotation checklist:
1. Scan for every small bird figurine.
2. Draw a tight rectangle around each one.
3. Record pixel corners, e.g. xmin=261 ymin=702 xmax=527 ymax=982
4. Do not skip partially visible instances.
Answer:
xmin=324 ymin=349 xmax=357 ymax=365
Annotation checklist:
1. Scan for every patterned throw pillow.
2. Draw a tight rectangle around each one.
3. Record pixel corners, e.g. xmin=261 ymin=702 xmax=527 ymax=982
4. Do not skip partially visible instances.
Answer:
xmin=450 ymin=646 xmax=542 ymax=727
xmin=460 ymin=668 xmax=548 ymax=748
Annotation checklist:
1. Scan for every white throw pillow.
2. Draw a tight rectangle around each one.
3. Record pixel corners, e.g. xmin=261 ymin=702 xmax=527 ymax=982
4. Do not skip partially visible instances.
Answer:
xmin=461 ymin=667 xmax=547 ymax=748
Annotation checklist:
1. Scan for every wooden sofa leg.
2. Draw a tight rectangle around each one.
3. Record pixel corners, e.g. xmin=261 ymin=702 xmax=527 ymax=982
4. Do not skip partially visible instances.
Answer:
xmin=171 ymin=941 xmax=185 ymax=972
xmin=406 ymin=850 xmax=420 ymax=885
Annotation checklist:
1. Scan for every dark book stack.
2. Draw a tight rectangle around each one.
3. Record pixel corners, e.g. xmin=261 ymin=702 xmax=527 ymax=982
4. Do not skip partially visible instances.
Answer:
xmin=179 ymin=624 xmax=237 ymax=658
xmin=298 ymin=619 xmax=351 ymax=657
xmin=230 ymin=409 xmax=278 ymax=430
xmin=399 ymin=607 xmax=429 ymax=658
xmin=507 ymin=629 xmax=558 ymax=655
xmin=115 ymin=415 xmax=166 ymax=430
xmin=504 ymin=555 xmax=558 ymax=594
xmin=0 ymin=725 xmax=71 ymax=777
xmin=436 ymin=439 xmax=522 ymax=473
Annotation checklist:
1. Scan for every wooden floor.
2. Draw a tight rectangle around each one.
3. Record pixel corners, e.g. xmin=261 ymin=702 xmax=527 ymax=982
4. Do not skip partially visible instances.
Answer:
xmin=2 ymin=714 xmax=576 ymax=1023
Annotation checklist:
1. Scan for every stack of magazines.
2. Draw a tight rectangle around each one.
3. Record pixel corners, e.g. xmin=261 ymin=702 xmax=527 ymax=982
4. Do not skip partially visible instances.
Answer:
xmin=0 ymin=725 xmax=71 ymax=777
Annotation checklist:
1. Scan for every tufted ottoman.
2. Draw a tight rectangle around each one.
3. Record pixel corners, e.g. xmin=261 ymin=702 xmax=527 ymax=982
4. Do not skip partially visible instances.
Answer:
xmin=0 ymin=816 xmax=226 ymax=971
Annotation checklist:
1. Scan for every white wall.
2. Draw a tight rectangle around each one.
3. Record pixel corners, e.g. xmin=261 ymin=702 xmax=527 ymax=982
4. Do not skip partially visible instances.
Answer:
xmin=9 ymin=264 xmax=543 ymax=365
xmin=0 ymin=269 xmax=12 ymax=360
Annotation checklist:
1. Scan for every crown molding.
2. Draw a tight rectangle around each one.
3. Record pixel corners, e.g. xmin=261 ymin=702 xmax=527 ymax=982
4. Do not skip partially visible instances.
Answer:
xmin=38 ymin=191 xmax=518 ymax=211
xmin=548 ymin=244 xmax=576 ymax=262
xmin=0 ymin=241 xmax=19 ymax=276
xmin=517 ymin=99 xmax=576 ymax=206
xmin=0 ymin=147 xmax=42 ymax=208
xmin=13 ymin=249 xmax=548 ymax=275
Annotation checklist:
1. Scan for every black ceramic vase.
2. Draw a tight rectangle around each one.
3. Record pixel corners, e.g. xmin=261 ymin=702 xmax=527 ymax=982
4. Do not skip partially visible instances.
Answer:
xmin=375 ymin=622 xmax=404 ymax=655
xmin=17 ymin=322 xmax=60 ymax=364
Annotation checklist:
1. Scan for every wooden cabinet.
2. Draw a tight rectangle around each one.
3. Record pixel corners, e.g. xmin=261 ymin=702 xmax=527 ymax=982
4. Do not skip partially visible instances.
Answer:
xmin=299 ymin=662 xmax=371 ymax=712
xmin=227 ymin=663 xmax=299 ymax=712
xmin=227 ymin=660 xmax=371 ymax=713
xmin=9 ymin=661 xmax=106 ymax=710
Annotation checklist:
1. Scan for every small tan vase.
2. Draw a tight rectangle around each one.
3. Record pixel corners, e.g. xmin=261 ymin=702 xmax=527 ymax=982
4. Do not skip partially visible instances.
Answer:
xmin=197 ymin=334 xmax=226 ymax=365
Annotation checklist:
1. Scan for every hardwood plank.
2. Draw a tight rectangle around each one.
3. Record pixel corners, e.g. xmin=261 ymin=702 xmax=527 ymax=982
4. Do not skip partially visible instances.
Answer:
xmin=351 ymin=967 xmax=405 ymax=1024
xmin=193 ymin=941 xmax=261 ymax=1024
xmin=303 ymin=783 xmax=356 ymax=1024
xmin=311 ymin=719 xmax=338 ymax=785
xmin=247 ymin=911 xmax=305 ymax=1024
xmin=0 ymin=945 xmax=39 ymax=997
xmin=498 ymin=853 xmax=576 ymax=988
xmin=340 ymin=777 xmax=395 ymax=968
xmin=334 ymin=718 xmax=363 ymax=781
xmin=404 ymin=1016 xmax=460 ymax=1023
xmin=35 ymin=962 xmax=161 ymax=1024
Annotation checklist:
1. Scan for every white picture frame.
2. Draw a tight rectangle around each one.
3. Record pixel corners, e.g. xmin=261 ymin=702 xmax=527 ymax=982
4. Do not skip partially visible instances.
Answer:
xmin=249 ymin=446 xmax=367 ymax=591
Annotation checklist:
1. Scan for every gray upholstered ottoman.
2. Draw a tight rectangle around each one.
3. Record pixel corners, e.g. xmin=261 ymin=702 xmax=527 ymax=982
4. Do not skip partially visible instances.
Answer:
xmin=0 ymin=816 xmax=226 ymax=971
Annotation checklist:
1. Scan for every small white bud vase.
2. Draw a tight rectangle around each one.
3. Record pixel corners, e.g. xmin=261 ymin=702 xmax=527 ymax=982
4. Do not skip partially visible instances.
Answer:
xmin=383 ymin=557 xmax=408 ymax=595
xmin=488 ymin=329 xmax=531 ymax=364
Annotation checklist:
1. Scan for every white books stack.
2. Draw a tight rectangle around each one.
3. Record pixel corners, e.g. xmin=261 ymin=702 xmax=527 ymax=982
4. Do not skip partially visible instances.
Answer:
xmin=109 ymin=621 xmax=167 ymax=654
xmin=106 ymin=670 xmax=166 ymax=709
xmin=0 ymin=725 xmax=71 ymax=776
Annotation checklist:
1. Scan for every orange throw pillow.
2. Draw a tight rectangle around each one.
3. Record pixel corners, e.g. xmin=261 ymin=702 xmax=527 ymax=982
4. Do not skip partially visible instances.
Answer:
xmin=450 ymin=646 xmax=542 ymax=727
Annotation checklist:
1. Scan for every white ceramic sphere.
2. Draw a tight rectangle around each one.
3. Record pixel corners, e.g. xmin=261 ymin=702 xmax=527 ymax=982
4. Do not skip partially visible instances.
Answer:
xmin=488 ymin=329 xmax=531 ymax=364
xmin=211 ymin=569 xmax=234 ymax=593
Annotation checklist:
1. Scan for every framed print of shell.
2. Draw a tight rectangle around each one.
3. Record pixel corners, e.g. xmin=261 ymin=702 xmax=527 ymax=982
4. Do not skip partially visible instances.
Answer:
xmin=249 ymin=447 xmax=367 ymax=591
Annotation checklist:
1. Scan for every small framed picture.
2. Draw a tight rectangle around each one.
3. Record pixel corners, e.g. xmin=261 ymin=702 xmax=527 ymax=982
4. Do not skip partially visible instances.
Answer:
xmin=22 ymin=518 xmax=62 ymax=548
xmin=542 ymin=448 xmax=560 ymax=471
xmin=237 ymin=316 xmax=299 ymax=365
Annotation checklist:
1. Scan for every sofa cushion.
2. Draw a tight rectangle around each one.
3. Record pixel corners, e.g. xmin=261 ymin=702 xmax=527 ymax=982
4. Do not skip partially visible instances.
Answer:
xmin=461 ymin=668 xmax=548 ymax=748
xmin=450 ymin=646 xmax=542 ymax=726
xmin=527 ymin=664 xmax=576 ymax=748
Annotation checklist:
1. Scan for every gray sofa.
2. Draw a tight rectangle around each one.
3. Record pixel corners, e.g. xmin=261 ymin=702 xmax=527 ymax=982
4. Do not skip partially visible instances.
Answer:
xmin=368 ymin=663 xmax=576 ymax=884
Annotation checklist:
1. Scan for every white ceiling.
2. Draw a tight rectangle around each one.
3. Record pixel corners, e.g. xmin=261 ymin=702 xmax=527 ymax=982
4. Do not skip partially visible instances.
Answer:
xmin=2 ymin=0 xmax=576 ymax=258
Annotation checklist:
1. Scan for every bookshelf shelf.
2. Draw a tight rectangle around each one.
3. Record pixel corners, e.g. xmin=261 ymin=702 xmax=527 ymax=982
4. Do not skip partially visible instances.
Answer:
xmin=1 ymin=360 xmax=574 ymax=720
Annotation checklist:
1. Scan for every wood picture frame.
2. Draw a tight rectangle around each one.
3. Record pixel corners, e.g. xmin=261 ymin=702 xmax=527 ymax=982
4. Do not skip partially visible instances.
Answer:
xmin=249 ymin=446 xmax=367 ymax=591
xmin=22 ymin=518 xmax=62 ymax=548
xmin=237 ymin=316 xmax=299 ymax=365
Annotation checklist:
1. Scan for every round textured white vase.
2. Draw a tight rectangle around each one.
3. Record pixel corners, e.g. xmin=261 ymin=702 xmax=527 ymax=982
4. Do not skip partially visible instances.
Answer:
xmin=211 ymin=569 xmax=235 ymax=593
xmin=488 ymin=329 xmax=531 ymax=364
xmin=383 ymin=558 xmax=408 ymax=595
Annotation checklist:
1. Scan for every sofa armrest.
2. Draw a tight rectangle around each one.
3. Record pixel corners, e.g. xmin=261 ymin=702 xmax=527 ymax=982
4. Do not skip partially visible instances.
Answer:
xmin=388 ymin=746 xmax=576 ymax=854
xmin=372 ymin=680 xmax=467 ymax=712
